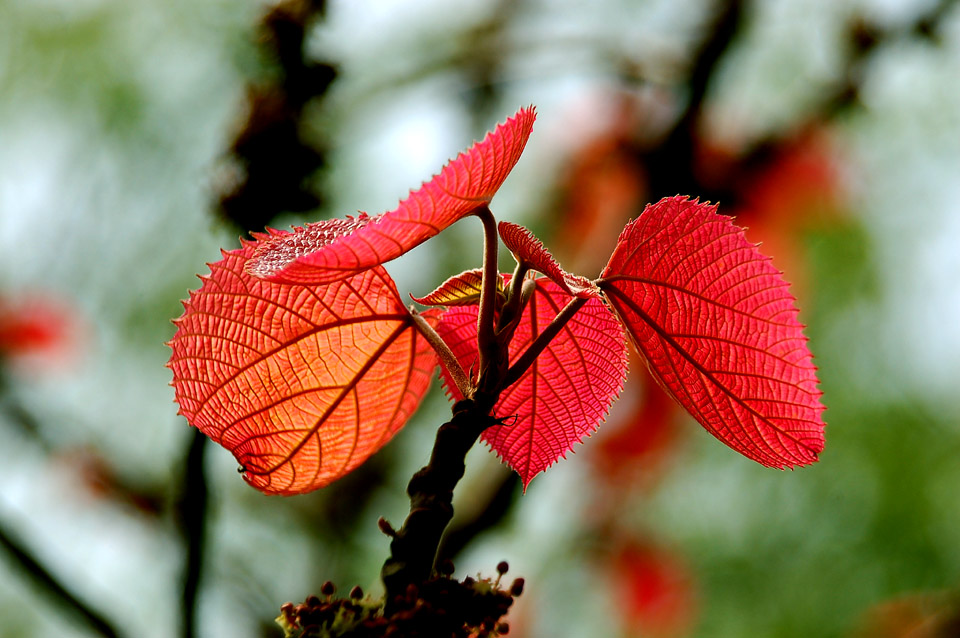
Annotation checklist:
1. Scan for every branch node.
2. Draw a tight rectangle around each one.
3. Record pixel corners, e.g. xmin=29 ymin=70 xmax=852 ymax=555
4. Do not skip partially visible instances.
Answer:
xmin=377 ymin=517 xmax=397 ymax=538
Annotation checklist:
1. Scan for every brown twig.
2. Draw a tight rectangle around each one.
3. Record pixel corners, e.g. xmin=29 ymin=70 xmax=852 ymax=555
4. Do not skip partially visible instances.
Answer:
xmin=0 ymin=511 xmax=122 ymax=638
xmin=175 ymin=428 xmax=208 ymax=638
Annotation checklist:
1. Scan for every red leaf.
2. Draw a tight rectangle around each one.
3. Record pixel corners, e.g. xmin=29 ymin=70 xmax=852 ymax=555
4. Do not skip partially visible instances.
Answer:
xmin=497 ymin=221 xmax=598 ymax=297
xmin=167 ymin=243 xmax=437 ymax=495
xmin=247 ymin=107 xmax=537 ymax=284
xmin=410 ymin=269 xmax=504 ymax=307
xmin=437 ymin=277 xmax=628 ymax=488
xmin=598 ymin=196 xmax=825 ymax=468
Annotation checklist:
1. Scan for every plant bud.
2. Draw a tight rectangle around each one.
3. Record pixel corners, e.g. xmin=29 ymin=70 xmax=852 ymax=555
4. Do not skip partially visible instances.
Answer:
xmin=377 ymin=517 xmax=396 ymax=537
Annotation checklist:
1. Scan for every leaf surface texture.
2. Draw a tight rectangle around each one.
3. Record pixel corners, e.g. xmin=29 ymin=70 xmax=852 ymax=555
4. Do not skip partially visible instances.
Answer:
xmin=498 ymin=221 xmax=598 ymax=297
xmin=168 ymin=243 xmax=436 ymax=495
xmin=411 ymin=269 xmax=503 ymax=307
xmin=247 ymin=107 xmax=537 ymax=284
xmin=437 ymin=277 xmax=627 ymax=487
xmin=599 ymin=196 xmax=825 ymax=468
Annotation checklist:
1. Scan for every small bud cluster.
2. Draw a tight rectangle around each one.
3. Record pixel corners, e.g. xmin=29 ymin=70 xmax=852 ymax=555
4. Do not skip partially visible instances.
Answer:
xmin=276 ymin=582 xmax=380 ymax=638
xmin=276 ymin=562 xmax=523 ymax=638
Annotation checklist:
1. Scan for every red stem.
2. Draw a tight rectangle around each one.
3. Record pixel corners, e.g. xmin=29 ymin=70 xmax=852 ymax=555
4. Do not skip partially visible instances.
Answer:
xmin=474 ymin=206 xmax=504 ymax=394
xmin=502 ymin=295 xmax=588 ymax=389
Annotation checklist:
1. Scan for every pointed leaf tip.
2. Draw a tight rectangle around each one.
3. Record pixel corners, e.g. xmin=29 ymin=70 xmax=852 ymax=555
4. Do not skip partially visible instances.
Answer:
xmin=599 ymin=196 xmax=826 ymax=468
xmin=168 ymin=243 xmax=437 ymax=495
xmin=247 ymin=107 xmax=537 ymax=285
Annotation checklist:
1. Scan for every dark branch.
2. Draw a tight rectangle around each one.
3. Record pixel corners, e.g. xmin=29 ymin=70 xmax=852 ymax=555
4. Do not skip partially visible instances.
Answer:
xmin=644 ymin=0 xmax=743 ymax=202
xmin=215 ymin=0 xmax=337 ymax=231
xmin=380 ymin=393 xmax=498 ymax=612
xmin=176 ymin=428 xmax=209 ymax=638
xmin=436 ymin=471 xmax=520 ymax=564
xmin=0 ymin=513 xmax=122 ymax=638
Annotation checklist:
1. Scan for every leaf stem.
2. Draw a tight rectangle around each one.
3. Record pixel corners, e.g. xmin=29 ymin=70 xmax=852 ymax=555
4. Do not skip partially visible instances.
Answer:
xmin=380 ymin=393 xmax=498 ymax=613
xmin=494 ymin=276 xmax=536 ymax=362
xmin=496 ymin=261 xmax=530 ymax=334
xmin=410 ymin=309 xmax=473 ymax=398
xmin=474 ymin=205 xmax=503 ymax=393
xmin=503 ymin=295 xmax=588 ymax=389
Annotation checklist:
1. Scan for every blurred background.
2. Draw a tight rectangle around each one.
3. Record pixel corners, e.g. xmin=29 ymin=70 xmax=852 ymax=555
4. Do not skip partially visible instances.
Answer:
xmin=2 ymin=0 xmax=960 ymax=636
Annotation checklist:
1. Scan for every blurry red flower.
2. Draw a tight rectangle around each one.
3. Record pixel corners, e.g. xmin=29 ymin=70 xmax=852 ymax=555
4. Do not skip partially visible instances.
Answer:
xmin=610 ymin=541 xmax=698 ymax=638
xmin=703 ymin=129 xmax=847 ymax=299
xmin=0 ymin=294 xmax=79 ymax=373
xmin=591 ymin=358 xmax=685 ymax=489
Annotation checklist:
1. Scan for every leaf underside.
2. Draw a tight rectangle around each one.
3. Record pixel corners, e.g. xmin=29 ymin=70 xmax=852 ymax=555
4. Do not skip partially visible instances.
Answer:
xmin=497 ymin=221 xmax=598 ymax=297
xmin=411 ymin=268 xmax=504 ymax=307
xmin=246 ymin=106 xmax=537 ymax=285
xmin=599 ymin=196 xmax=826 ymax=468
xmin=168 ymin=244 xmax=436 ymax=495
xmin=437 ymin=277 xmax=628 ymax=488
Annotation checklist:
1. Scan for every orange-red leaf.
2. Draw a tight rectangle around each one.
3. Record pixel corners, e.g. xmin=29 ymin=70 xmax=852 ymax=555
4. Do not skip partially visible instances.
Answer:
xmin=246 ymin=107 xmax=537 ymax=284
xmin=167 ymin=243 xmax=436 ymax=495
xmin=497 ymin=221 xmax=598 ymax=297
xmin=437 ymin=277 xmax=628 ymax=488
xmin=410 ymin=269 xmax=504 ymax=307
xmin=598 ymin=196 xmax=825 ymax=468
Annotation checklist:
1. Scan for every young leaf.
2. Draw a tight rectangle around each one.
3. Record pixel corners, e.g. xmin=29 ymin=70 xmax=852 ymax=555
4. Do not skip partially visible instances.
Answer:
xmin=167 ymin=243 xmax=437 ymax=495
xmin=598 ymin=196 xmax=826 ymax=468
xmin=497 ymin=221 xmax=598 ymax=297
xmin=247 ymin=106 xmax=537 ymax=285
xmin=410 ymin=269 xmax=504 ymax=307
xmin=437 ymin=277 xmax=628 ymax=488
